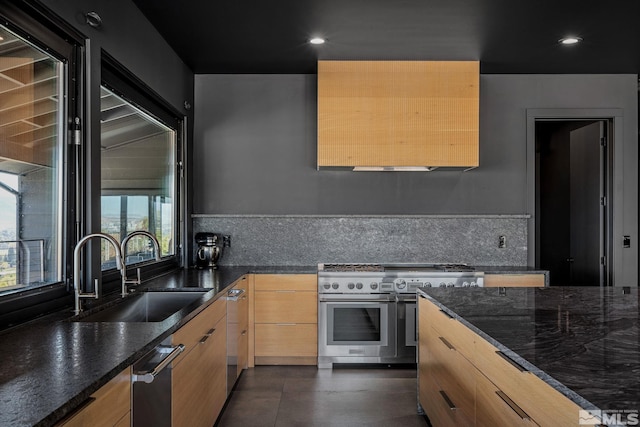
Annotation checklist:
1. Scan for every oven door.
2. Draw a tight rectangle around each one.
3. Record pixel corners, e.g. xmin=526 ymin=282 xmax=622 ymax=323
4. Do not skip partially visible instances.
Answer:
xmin=319 ymin=295 xmax=396 ymax=358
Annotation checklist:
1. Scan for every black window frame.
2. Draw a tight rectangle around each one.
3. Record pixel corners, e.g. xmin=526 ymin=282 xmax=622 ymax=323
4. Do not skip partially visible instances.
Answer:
xmin=99 ymin=51 xmax=184 ymax=293
xmin=0 ymin=1 xmax=84 ymax=329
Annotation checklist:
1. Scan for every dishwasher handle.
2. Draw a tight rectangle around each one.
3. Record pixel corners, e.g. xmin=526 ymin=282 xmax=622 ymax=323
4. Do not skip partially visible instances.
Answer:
xmin=132 ymin=344 xmax=185 ymax=383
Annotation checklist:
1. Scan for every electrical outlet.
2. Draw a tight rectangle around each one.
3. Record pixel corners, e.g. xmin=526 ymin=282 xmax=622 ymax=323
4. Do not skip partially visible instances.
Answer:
xmin=498 ymin=235 xmax=506 ymax=249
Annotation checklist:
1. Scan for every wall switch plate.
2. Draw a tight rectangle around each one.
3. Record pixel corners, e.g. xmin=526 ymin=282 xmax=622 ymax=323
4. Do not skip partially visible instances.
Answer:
xmin=498 ymin=235 xmax=506 ymax=248
xmin=623 ymin=235 xmax=631 ymax=248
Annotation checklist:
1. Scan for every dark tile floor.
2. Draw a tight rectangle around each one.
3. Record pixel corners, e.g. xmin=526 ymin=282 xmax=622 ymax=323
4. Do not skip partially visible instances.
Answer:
xmin=216 ymin=365 xmax=429 ymax=427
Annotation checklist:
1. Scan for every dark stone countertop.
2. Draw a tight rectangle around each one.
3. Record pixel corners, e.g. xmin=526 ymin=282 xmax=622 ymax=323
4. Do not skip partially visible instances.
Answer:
xmin=0 ymin=265 xmax=316 ymax=427
xmin=418 ymin=286 xmax=640 ymax=412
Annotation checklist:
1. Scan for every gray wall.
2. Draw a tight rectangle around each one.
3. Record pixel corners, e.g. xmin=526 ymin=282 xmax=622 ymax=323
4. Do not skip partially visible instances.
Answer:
xmin=193 ymin=74 xmax=636 ymax=214
xmin=41 ymin=0 xmax=193 ymax=113
xmin=193 ymin=73 xmax=637 ymax=281
xmin=193 ymin=74 xmax=526 ymax=215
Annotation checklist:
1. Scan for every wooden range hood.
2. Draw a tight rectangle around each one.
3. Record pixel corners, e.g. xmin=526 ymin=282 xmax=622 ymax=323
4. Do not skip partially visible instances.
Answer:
xmin=317 ymin=60 xmax=479 ymax=171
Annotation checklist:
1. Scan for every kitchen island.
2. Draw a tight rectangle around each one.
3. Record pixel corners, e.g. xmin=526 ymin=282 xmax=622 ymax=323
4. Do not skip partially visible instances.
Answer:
xmin=0 ymin=266 xmax=314 ymax=427
xmin=418 ymin=286 xmax=639 ymax=426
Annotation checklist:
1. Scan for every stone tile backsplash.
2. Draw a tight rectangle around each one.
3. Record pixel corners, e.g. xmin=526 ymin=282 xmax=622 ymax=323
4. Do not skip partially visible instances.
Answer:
xmin=192 ymin=215 xmax=528 ymax=267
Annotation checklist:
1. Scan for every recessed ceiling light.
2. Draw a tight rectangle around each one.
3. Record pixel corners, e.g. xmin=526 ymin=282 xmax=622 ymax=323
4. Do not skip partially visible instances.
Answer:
xmin=309 ymin=37 xmax=325 ymax=45
xmin=558 ymin=36 xmax=583 ymax=45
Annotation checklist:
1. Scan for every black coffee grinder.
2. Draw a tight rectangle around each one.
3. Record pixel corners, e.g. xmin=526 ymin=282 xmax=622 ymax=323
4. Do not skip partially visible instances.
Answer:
xmin=194 ymin=232 xmax=230 ymax=269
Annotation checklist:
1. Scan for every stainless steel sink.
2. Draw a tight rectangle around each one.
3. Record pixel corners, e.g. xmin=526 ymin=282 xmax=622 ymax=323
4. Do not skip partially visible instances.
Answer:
xmin=74 ymin=291 xmax=209 ymax=322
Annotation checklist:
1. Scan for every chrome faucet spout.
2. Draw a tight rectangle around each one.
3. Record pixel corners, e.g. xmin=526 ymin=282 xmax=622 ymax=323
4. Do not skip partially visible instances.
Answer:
xmin=120 ymin=231 xmax=162 ymax=296
xmin=73 ymin=233 xmax=123 ymax=315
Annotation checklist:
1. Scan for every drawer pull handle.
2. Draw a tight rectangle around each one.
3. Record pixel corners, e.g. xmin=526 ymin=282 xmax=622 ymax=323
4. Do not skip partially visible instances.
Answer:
xmin=439 ymin=336 xmax=455 ymax=351
xmin=199 ymin=328 xmax=216 ymax=344
xmin=496 ymin=351 xmax=528 ymax=372
xmin=495 ymin=390 xmax=531 ymax=420
xmin=439 ymin=390 xmax=457 ymax=411
xmin=241 ymin=330 xmax=247 ymax=336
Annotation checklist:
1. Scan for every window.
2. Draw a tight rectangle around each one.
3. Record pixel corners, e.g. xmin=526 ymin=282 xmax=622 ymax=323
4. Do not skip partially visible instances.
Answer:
xmin=100 ymin=59 xmax=181 ymax=273
xmin=0 ymin=23 xmax=65 ymax=292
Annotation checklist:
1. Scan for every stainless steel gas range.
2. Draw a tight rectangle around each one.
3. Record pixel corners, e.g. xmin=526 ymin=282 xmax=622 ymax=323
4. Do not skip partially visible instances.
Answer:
xmin=317 ymin=263 xmax=484 ymax=368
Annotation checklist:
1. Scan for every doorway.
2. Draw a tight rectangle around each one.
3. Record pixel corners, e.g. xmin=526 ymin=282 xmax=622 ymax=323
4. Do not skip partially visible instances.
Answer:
xmin=535 ymin=120 xmax=611 ymax=286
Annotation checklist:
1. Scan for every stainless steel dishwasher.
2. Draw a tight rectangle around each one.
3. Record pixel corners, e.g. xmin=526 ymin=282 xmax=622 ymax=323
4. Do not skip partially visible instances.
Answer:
xmin=131 ymin=337 xmax=185 ymax=427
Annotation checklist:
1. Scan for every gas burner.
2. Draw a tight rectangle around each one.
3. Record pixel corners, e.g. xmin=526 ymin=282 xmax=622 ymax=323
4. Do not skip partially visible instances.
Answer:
xmin=319 ymin=263 xmax=384 ymax=273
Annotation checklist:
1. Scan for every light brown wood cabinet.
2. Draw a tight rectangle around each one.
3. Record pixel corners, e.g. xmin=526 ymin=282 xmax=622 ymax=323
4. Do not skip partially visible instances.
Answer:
xmin=420 ymin=298 xmax=474 ymax=427
xmin=253 ymin=274 xmax=317 ymax=365
xmin=172 ymin=297 xmax=227 ymax=427
xmin=484 ymin=273 xmax=546 ymax=288
xmin=56 ymin=368 xmax=131 ymax=427
xmin=419 ymin=296 xmax=584 ymax=426
xmin=317 ymin=60 xmax=479 ymax=168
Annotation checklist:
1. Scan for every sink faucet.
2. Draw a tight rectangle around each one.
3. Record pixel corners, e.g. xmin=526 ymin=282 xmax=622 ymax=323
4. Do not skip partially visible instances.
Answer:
xmin=120 ymin=230 xmax=161 ymax=296
xmin=73 ymin=233 xmax=123 ymax=315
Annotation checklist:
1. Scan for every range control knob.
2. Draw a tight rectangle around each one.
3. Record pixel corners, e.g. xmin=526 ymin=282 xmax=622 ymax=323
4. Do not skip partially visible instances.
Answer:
xmin=447 ymin=282 xmax=455 ymax=288
xmin=370 ymin=282 xmax=379 ymax=290
xmin=347 ymin=282 xmax=355 ymax=289
xmin=424 ymin=282 xmax=432 ymax=288
xmin=439 ymin=282 xmax=447 ymax=288
xmin=462 ymin=281 xmax=470 ymax=287
xmin=471 ymin=281 xmax=478 ymax=287
xmin=356 ymin=282 xmax=363 ymax=289
xmin=395 ymin=279 xmax=407 ymax=290
xmin=332 ymin=282 xmax=339 ymax=290
xmin=323 ymin=283 xmax=331 ymax=290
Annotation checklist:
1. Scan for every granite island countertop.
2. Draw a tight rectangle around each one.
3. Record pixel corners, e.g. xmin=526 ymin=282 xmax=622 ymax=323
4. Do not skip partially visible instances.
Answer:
xmin=0 ymin=265 xmax=316 ymax=427
xmin=418 ymin=286 xmax=640 ymax=413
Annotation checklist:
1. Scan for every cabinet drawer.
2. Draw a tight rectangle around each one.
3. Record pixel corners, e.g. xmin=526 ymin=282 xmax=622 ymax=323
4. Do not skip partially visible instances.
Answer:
xmin=254 ymin=274 xmax=317 ymax=291
xmin=424 ymin=299 xmax=476 ymax=362
xmin=172 ymin=314 xmax=226 ymax=427
xmin=475 ymin=369 xmax=540 ymax=427
xmin=173 ymin=297 xmax=226 ymax=362
xmin=475 ymin=336 xmax=583 ymax=426
xmin=57 ymin=368 xmax=130 ymax=427
xmin=255 ymin=323 xmax=317 ymax=357
xmin=422 ymin=363 xmax=474 ymax=427
xmin=255 ymin=291 xmax=317 ymax=323
xmin=427 ymin=326 xmax=475 ymax=424
xmin=484 ymin=274 xmax=545 ymax=287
